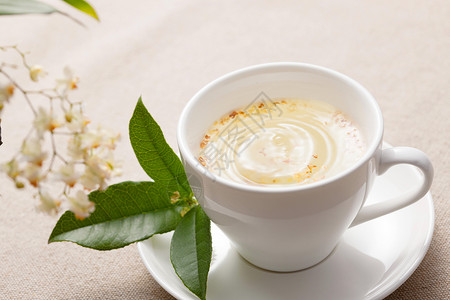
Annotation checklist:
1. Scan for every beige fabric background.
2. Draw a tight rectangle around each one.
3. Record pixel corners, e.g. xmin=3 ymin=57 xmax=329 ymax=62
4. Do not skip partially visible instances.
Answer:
xmin=0 ymin=0 xmax=448 ymax=299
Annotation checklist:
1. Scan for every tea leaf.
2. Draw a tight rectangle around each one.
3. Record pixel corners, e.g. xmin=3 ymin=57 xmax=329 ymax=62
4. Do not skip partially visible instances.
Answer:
xmin=61 ymin=0 xmax=98 ymax=20
xmin=48 ymin=181 xmax=185 ymax=250
xmin=0 ymin=0 xmax=56 ymax=15
xmin=129 ymin=97 xmax=192 ymax=198
xmin=170 ymin=205 xmax=212 ymax=300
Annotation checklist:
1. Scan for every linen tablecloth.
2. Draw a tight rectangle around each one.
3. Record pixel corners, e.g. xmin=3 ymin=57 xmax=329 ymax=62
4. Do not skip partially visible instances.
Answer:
xmin=0 ymin=0 xmax=448 ymax=299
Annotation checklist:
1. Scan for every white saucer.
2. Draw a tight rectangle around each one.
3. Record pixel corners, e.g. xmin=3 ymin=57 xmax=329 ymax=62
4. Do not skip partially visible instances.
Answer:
xmin=138 ymin=159 xmax=434 ymax=300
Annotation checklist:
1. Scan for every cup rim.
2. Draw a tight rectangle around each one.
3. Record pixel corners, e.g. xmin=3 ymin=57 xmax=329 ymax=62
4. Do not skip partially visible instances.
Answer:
xmin=177 ymin=62 xmax=383 ymax=193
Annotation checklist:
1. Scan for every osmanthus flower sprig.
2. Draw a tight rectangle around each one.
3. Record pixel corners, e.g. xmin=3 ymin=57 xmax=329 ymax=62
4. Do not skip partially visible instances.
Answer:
xmin=0 ymin=45 xmax=121 ymax=219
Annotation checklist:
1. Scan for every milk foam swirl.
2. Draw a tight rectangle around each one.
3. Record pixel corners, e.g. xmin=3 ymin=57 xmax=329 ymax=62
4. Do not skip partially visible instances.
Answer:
xmin=198 ymin=99 xmax=365 ymax=186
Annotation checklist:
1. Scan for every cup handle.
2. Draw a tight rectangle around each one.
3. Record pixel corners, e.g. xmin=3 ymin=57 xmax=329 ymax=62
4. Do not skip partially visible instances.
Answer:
xmin=351 ymin=147 xmax=434 ymax=227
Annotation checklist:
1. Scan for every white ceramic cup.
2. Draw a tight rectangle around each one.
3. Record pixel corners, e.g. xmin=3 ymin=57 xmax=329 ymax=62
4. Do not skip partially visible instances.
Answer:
xmin=177 ymin=63 xmax=434 ymax=272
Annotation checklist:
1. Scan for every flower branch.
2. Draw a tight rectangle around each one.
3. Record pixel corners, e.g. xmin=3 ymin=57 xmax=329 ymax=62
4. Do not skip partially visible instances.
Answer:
xmin=0 ymin=46 xmax=121 ymax=219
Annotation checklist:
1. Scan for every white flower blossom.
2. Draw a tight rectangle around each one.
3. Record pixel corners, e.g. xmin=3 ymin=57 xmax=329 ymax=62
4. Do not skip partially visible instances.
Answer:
xmin=0 ymin=83 xmax=14 ymax=111
xmin=2 ymin=158 xmax=20 ymax=180
xmin=57 ymin=66 xmax=79 ymax=92
xmin=79 ymin=167 xmax=103 ymax=190
xmin=2 ymin=159 xmax=25 ymax=188
xmin=37 ymin=189 xmax=61 ymax=215
xmin=23 ymin=162 xmax=43 ymax=187
xmin=68 ymin=189 xmax=95 ymax=220
xmin=65 ymin=108 xmax=90 ymax=132
xmin=79 ymin=129 xmax=103 ymax=150
xmin=80 ymin=155 xmax=109 ymax=190
xmin=79 ymin=148 xmax=120 ymax=191
xmin=21 ymin=138 xmax=47 ymax=166
xmin=29 ymin=65 xmax=47 ymax=82
xmin=67 ymin=135 xmax=85 ymax=160
xmin=100 ymin=128 xmax=121 ymax=150
xmin=66 ymin=126 xmax=120 ymax=163
xmin=80 ymin=126 xmax=120 ymax=150
xmin=80 ymin=131 xmax=101 ymax=150
xmin=56 ymin=163 xmax=79 ymax=187
xmin=106 ymin=152 xmax=122 ymax=178
xmin=33 ymin=107 xmax=60 ymax=137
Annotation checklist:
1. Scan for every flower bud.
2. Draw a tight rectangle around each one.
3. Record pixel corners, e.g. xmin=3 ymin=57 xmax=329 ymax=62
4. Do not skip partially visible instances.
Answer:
xmin=29 ymin=65 xmax=47 ymax=82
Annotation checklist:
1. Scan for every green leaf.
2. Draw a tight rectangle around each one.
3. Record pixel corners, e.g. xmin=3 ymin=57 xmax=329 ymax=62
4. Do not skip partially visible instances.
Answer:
xmin=129 ymin=97 xmax=192 ymax=198
xmin=61 ymin=0 xmax=98 ymax=20
xmin=170 ymin=205 xmax=212 ymax=300
xmin=0 ymin=0 xmax=57 ymax=15
xmin=48 ymin=181 xmax=185 ymax=250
